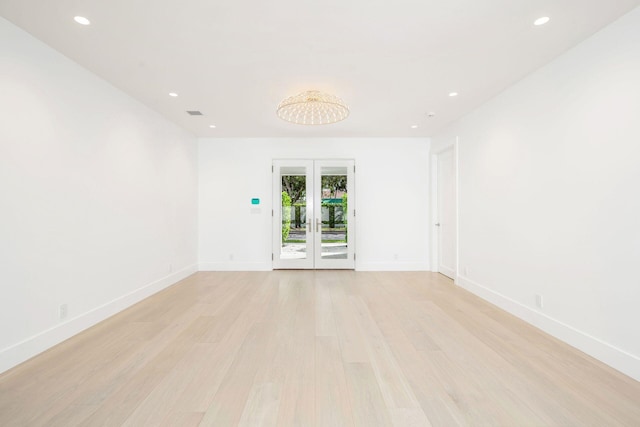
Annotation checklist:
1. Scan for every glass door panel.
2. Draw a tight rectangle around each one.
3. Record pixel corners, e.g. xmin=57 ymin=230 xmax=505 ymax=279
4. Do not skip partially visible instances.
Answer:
xmin=280 ymin=168 xmax=307 ymax=260
xmin=314 ymin=160 xmax=355 ymax=269
xmin=320 ymin=167 xmax=348 ymax=260
xmin=273 ymin=160 xmax=314 ymax=269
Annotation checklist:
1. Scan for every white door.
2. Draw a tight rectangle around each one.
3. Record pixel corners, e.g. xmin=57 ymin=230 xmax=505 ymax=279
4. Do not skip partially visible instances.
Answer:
xmin=273 ymin=159 xmax=355 ymax=269
xmin=436 ymin=148 xmax=456 ymax=278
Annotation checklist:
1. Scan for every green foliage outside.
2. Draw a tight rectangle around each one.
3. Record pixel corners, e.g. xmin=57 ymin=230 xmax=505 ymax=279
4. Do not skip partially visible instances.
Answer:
xmin=282 ymin=176 xmax=306 ymax=204
xmin=282 ymin=175 xmax=346 ymax=204
xmin=342 ymin=193 xmax=348 ymax=242
xmin=280 ymin=177 xmax=348 ymax=244
xmin=294 ymin=205 xmax=302 ymax=228
xmin=282 ymin=191 xmax=291 ymax=241
xmin=322 ymin=175 xmax=347 ymax=198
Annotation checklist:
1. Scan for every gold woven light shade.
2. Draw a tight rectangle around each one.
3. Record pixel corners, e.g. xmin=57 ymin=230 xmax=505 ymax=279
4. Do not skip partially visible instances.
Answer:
xmin=277 ymin=90 xmax=349 ymax=125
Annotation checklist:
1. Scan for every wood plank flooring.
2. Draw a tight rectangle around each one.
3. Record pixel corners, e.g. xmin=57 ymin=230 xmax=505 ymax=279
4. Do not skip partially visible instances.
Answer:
xmin=1 ymin=271 xmax=639 ymax=426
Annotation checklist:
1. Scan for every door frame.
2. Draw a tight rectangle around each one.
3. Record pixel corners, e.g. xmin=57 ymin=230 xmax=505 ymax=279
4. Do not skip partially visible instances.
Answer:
xmin=430 ymin=140 xmax=459 ymax=282
xmin=272 ymin=159 xmax=355 ymax=270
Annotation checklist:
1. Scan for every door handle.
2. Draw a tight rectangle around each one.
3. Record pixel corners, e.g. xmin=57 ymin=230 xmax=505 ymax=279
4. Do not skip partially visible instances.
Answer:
xmin=435 ymin=223 xmax=441 ymax=227
xmin=307 ymin=219 xmax=311 ymax=232
xmin=316 ymin=218 xmax=321 ymax=232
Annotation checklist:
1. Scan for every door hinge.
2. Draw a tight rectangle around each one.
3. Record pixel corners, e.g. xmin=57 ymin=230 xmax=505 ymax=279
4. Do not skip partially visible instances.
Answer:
xmin=354 ymin=253 xmax=356 ymax=261
xmin=272 ymin=209 xmax=274 ymax=217
xmin=272 ymin=165 xmax=274 ymax=173
xmin=353 ymin=209 xmax=356 ymax=217
xmin=353 ymin=165 xmax=356 ymax=173
xmin=272 ymin=253 xmax=274 ymax=260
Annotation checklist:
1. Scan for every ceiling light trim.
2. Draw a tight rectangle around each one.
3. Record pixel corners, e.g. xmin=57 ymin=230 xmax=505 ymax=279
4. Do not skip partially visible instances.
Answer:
xmin=73 ymin=16 xmax=90 ymax=26
xmin=534 ymin=16 xmax=550 ymax=26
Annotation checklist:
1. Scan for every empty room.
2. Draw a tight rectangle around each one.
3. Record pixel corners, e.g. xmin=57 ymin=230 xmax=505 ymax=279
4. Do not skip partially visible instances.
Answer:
xmin=1 ymin=1 xmax=639 ymax=426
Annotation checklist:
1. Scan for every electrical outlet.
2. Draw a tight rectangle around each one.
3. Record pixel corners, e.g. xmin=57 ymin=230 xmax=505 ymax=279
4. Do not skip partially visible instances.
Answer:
xmin=463 ymin=267 xmax=468 ymax=276
xmin=59 ymin=304 xmax=68 ymax=320
xmin=535 ymin=294 xmax=544 ymax=309
xmin=229 ymin=254 xmax=234 ymax=261
xmin=168 ymin=263 xmax=173 ymax=273
xmin=394 ymin=253 xmax=398 ymax=260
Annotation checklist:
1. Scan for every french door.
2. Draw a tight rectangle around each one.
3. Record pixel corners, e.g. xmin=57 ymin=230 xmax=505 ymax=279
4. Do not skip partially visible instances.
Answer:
xmin=272 ymin=159 xmax=355 ymax=269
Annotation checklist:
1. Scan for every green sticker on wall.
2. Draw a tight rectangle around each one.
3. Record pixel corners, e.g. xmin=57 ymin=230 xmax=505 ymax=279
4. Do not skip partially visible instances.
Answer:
xmin=251 ymin=198 xmax=260 ymax=205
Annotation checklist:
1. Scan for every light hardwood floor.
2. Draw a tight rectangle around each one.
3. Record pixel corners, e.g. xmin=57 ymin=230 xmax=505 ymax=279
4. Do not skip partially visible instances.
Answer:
xmin=1 ymin=271 xmax=639 ymax=426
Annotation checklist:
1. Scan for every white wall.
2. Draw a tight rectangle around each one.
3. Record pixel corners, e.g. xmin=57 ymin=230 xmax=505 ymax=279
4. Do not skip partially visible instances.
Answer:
xmin=0 ymin=18 xmax=198 ymax=373
xmin=431 ymin=8 xmax=640 ymax=380
xmin=199 ymin=138 xmax=430 ymax=271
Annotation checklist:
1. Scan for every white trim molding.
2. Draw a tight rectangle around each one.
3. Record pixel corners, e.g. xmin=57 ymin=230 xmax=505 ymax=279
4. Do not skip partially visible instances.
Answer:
xmin=356 ymin=261 xmax=430 ymax=272
xmin=198 ymin=262 xmax=273 ymax=271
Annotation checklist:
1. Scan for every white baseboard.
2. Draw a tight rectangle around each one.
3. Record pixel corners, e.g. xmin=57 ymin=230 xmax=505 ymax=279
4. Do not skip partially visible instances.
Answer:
xmin=0 ymin=264 xmax=198 ymax=375
xmin=199 ymin=261 xmax=431 ymax=272
xmin=456 ymin=274 xmax=640 ymax=382
xmin=198 ymin=261 xmax=273 ymax=271
xmin=357 ymin=261 xmax=430 ymax=271
xmin=437 ymin=265 xmax=456 ymax=279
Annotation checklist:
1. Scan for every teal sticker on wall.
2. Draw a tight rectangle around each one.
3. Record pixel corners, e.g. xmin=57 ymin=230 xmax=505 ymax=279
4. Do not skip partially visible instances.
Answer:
xmin=251 ymin=198 xmax=260 ymax=205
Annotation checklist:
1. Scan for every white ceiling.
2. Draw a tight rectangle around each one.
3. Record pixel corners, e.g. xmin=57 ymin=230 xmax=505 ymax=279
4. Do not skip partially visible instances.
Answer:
xmin=1 ymin=1 xmax=638 ymax=137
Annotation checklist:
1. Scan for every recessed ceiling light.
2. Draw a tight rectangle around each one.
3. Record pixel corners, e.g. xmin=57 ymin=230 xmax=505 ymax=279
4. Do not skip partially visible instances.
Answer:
xmin=209 ymin=125 xmax=217 ymax=128
xmin=427 ymin=112 xmax=436 ymax=118
xmin=74 ymin=16 xmax=90 ymax=26
xmin=449 ymin=92 xmax=458 ymax=97
xmin=169 ymin=92 xmax=178 ymax=97
xmin=411 ymin=125 xmax=418 ymax=129
xmin=534 ymin=17 xmax=550 ymax=26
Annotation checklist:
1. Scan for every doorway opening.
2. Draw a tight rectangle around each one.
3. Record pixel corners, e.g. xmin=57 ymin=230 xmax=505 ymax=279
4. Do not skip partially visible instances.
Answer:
xmin=272 ymin=159 xmax=355 ymax=269
xmin=432 ymin=146 xmax=457 ymax=279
